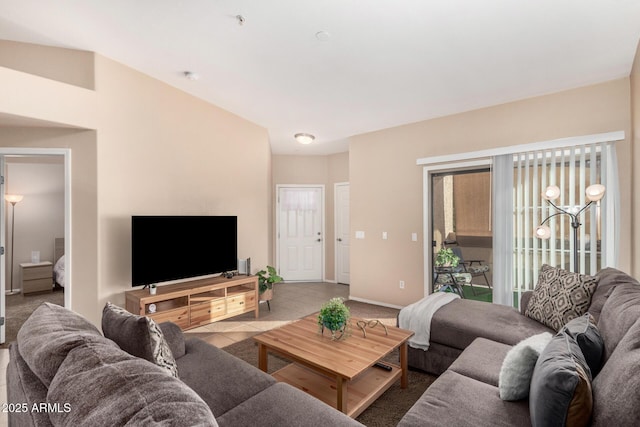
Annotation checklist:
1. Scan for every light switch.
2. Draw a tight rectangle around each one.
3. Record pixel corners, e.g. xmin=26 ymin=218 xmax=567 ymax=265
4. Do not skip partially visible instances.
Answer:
xmin=382 ymin=232 xmax=388 ymax=240
xmin=355 ymin=231 xmax=365 ymax=239
xmin=411 ymin=233 xmax=418 ymax=242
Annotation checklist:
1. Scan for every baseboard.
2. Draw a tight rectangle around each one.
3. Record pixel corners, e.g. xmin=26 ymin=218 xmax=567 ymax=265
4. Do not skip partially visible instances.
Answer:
xmin=348 ymin=296 xmax=404 ymax=310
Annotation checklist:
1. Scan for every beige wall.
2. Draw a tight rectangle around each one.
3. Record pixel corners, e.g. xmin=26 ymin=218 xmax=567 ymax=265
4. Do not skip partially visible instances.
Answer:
xmin=632 ymin=41 xmax=640 ymax=276
xmin=350 ymin=78 xmax=633 ymax=307
xmin=0 ymin=42 xmax=271 ymax=326
xmin=2 ymin=38 xmax=638 ymax=319
xmin=0 ymin=128 xmax=99 ymax=320
xmin=272 ymin=152 xmax=349 ymax=281
xmin=0 ymin=40 xmax=94 ymax=89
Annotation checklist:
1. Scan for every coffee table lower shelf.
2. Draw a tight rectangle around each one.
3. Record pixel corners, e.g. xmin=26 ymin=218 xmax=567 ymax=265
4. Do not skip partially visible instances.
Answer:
xmin=272 ymin=362 xmax=402 ymax=418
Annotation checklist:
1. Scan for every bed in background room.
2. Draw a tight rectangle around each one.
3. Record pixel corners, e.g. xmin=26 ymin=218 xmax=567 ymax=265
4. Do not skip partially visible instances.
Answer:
xmin=53 ymin=237 xmax=65 ymax=288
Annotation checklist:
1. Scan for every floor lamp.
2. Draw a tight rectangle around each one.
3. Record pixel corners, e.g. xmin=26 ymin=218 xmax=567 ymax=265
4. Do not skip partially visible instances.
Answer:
xmin=534 ymin=184 xmax=605 ymax=272
xmin=5 ymin=194 xmax=24 ymax=295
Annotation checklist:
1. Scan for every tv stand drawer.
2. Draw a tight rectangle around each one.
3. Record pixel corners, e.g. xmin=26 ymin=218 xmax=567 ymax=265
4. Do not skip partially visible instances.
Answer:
xmin=190 ymin=300 xmax=226 ymax=327
xmin=149 ymin=307 xmax=189 ymax=329
xmin=227 ymin=291 xmax=256 ymax=314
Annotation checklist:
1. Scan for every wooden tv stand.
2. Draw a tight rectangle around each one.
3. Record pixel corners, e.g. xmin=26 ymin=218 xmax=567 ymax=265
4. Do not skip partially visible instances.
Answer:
xmin=125 ymin=275 xmax=259 ymax=330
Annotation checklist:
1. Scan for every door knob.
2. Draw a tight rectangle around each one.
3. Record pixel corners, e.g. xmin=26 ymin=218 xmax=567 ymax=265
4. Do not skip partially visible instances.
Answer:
xmin=317 ymin=238 xmax=322 ymax=242
xmin=337 ymin=238 xmax=342 ymax=242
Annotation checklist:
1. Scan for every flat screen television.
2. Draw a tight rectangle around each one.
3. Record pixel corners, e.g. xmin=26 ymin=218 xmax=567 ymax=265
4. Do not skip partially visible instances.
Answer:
xmin=132 ymin=215 xmax=237 ymax=286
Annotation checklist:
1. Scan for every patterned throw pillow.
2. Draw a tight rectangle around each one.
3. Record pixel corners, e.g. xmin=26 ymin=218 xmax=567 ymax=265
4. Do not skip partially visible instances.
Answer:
xmin=102 ymin=302 xmax=178 ymax=377
xmin=525 ymin=265 xmax=598 ymax=332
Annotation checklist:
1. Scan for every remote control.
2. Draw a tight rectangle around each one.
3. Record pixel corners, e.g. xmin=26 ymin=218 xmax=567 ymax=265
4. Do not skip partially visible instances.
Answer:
xmin=374 ymin=362 xmax=393 ymax=371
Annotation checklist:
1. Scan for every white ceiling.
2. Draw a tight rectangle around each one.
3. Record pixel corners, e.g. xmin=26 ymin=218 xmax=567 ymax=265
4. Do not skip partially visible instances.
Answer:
xmin=1 ymin=1 xmax=640 ymax=155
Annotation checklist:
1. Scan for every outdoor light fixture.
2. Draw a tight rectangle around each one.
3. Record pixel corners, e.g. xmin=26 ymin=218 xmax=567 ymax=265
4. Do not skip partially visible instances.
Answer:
xmin=535 ymin=184 xmax=606 ymax=272
xmin=294 ymin=133 xmax=315 ymax=145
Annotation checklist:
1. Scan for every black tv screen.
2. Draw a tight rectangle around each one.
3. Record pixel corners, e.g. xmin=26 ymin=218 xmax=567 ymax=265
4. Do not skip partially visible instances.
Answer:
xmin=132 ymin=216 xmax=237 ymax=286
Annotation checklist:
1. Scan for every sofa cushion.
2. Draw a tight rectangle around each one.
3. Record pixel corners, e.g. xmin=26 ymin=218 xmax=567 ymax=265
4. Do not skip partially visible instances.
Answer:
xmin=397 ymin=370 xmax=531 ymax=427
xmin=525 ymin=264 xmax=598 ymax=332
xmin=590 ymin=268 xmax=639 ymax=322
xmin=47 ymin=340 xmax=217 ymax=426
xmin=177 ymin=338 xmax=276 ymax=417
xmin=498 ymin=332 xmax=553 ymax=401
xmin=597 ymin=283 xmax=640 ymax=361
xmin=529 ymin=331 xmax=593 ymax=427
xmin=16 ymin=302 xmax=113 ymax=387
xmin=591 ymin=317 xmax=640 ymax=426
xmin=159 ymin=321 xmax=186 ymax=359
xmin=216 ymin=383 xmax=363 ymax=427
xmin=430 ymin=298 xmax=552 ymax=350
xmin=6 ymin=343 xmax=52 ymax=427
xmin=102 ymin=302 xmax=178 ymax=377
xmin=449 ymin=338 xmax=511 ymax=387
xmin=561 ymin=313 xmax=603 ymax=376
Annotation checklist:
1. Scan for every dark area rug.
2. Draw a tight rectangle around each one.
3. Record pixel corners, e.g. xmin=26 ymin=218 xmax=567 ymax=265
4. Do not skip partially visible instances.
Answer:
xmin=222 ymin=300 xmax=437 ymax=427
xmin=1 ymin=289 xmax=64 ymax=348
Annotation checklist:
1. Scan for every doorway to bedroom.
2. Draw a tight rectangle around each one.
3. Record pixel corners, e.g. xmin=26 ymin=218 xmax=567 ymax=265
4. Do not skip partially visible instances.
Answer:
xmin=1 ymin=154 xmax=67 ymax=346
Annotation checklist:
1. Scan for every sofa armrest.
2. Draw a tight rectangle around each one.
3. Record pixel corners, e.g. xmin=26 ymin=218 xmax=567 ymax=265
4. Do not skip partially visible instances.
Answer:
xmin=159 ymin=322 xmax=186 ymax=359
xmin=520 ymin=291 xmax=534 ymax=315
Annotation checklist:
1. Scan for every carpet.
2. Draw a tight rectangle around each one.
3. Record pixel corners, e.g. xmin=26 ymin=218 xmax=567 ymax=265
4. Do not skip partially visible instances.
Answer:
xmin=1 ymin=289 xmax=64 ymax=348
xmin=222 ymin=300 xmax=437 ymax=426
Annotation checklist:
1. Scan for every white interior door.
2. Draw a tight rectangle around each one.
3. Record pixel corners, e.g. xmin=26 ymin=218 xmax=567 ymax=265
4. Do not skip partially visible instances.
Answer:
xmin=1 ymin=156 xmax=6 ymax=343
xmin=277 ymin=186 xmax=324 ymax=281
xmin=335 ymin=183 xmax=350 ymax=284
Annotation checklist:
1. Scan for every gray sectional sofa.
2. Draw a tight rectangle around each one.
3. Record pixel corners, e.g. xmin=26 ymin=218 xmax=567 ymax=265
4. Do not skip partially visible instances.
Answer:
xmin=398 ymin=267 xmax=640 ymax=426
xmin=6 ymin=302 xmax=363 ymax=426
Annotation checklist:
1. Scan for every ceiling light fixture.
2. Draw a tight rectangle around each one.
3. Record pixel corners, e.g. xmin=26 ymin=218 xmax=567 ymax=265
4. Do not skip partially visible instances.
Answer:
xmin=184 ymin=71 xmax=200 ymax=81
xmin=294 ymin=133 xmax=315 ymax=145
xmin=315 ymin=31 xmax=331 ymax=41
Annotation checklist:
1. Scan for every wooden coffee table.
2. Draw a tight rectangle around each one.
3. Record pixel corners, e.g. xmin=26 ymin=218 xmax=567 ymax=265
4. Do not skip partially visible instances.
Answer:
xmin=253 ymin=314 xmax=414 ymax=418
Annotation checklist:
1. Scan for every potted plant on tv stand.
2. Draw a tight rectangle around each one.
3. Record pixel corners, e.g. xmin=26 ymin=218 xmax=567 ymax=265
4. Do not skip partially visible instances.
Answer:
xmin=256 ymin=266 xmax=283 ymax=311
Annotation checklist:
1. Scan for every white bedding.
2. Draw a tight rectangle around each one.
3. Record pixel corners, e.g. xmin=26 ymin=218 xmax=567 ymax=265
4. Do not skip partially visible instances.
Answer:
xmin=398 ymin=292 xmax=460 ymax=350
xmin=54 ymin=255 xmax=65 ymax=287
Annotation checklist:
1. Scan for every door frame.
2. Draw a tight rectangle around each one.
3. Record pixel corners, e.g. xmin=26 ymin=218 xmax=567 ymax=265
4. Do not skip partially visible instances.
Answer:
xmin=423 ymin=159 xmax=492 ymax=298
xmin=275 ymin=184 xmax=325 ymax=282
xmin=334 ymin=182 xmax=350 ymax=285
xmin=0 ymin=147 xmax=71 ymax=344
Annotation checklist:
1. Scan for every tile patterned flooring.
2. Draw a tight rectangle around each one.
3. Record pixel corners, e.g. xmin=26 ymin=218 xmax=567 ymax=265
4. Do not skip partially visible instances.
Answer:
xmin=0 ymin=282 xmax=349 ymax=427
xmin=184 ymin=282 xmax=350 ymax=347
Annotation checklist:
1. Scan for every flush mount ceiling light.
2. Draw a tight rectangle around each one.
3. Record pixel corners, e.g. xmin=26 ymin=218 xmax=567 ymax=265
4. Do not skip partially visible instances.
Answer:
xmin=294 ymin=133 xmax=315 ymax=145
xmin=315 ymin=31 xmax=331 ymax=41
xmin=184 ymin=71 xmax=200 ymax=81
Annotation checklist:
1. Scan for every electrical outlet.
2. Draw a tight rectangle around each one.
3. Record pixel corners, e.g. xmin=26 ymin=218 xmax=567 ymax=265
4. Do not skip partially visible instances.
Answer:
xmin=399 ymin=280 xmax=405 ymax=289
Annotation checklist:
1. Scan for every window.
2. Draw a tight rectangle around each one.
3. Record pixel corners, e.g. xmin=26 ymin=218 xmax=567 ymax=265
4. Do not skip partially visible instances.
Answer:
xmin=510 ymin=142 xmax=617 ymax=303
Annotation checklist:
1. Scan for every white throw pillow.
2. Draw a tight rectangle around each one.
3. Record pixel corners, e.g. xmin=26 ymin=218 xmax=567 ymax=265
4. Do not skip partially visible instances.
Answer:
xmin=498 ymin=332 xmax=553 ymax=401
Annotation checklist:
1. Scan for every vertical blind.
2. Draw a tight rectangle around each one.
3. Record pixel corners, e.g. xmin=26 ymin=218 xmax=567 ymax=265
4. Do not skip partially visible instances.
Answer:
xmin=510 ymin=142 xmax=617 ymax=305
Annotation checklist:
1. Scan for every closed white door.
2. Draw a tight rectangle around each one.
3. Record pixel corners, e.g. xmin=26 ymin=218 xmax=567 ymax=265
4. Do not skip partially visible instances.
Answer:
xmin=277 ymin=186 xmax=324 ymax=281
xmin=0 ymin=156 xmax=5 ymax=343
xmin=335 ymin=183 xmax=350 ymax=284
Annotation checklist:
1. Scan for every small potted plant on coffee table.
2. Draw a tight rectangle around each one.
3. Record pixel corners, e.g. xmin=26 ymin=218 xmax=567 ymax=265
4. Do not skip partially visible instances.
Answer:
xmin=318 ymin=297 xmax=351 ymax=340
xmin=256 ymin=266 xmax=283 ymax=310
